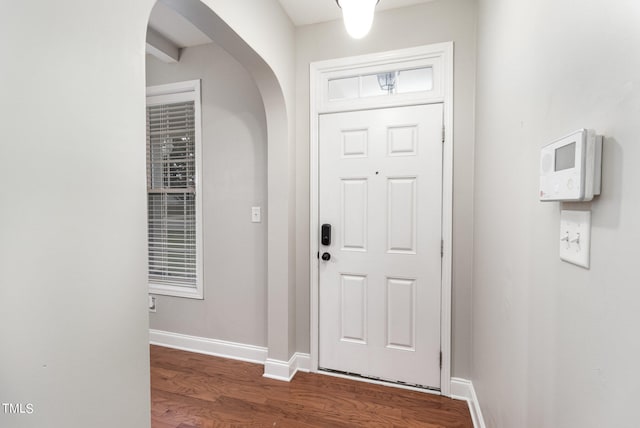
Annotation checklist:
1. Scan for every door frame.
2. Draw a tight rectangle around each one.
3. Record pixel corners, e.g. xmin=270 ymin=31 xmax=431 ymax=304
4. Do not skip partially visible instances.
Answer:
xmin=309 ymin=42 xmax=454 ymax=396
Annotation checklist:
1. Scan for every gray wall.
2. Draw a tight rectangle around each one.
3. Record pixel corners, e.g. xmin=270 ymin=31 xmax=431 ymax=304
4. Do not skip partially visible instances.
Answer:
xmin=146 ymin=43 xmax=269 ymax=347
xmin=294 ymin=0 xmax=477 ymax=378
xmin=0 ymin=1 xmax=153 ymax=427
xmin=473 ymin=0 xmax=640 ymax=426
xmin=0 ymin=0 xmax=297 ymax=425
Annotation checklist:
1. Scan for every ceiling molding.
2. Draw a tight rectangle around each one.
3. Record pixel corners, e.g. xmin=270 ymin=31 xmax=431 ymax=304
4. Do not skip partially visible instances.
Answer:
xmin=146 ymin=27 xmax=180 ymax=63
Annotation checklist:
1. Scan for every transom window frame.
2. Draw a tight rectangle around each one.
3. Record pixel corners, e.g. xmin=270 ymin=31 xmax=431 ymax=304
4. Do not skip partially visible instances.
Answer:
xmin=317 ymin=53 xmax=444 ymax=113
xmin=146 ymin=79 xmax=204 ymax=300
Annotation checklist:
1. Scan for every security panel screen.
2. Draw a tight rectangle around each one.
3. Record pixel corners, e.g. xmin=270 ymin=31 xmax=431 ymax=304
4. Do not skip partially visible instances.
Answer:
xmin=555 ymin=142 xmax=576 ymax=171
xmin=540 ymin=129 xmax=602 ymax=202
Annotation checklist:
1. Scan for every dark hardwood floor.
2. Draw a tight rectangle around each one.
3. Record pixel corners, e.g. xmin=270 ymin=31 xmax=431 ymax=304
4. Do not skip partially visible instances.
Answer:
xmin=150 ymin=345 xmax=473 ymax=427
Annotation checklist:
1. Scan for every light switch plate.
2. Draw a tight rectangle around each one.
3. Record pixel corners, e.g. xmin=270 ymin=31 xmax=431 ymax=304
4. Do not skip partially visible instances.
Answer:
xmin=251 ymin=206 xmax=261 ymax=223
xmin=559 ymin=210 xmax=591 ymax=268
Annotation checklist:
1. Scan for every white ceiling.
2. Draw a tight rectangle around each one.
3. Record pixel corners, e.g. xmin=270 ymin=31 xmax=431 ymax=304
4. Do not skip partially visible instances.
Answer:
xmin=277 ymin=0 xmax=436 ymax=26
xmin=147 ymin=0 xmax=437 ymax=50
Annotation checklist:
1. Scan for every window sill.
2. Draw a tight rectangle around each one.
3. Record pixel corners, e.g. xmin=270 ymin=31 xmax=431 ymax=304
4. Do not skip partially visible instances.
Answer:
xmin=149 ymin=283 xmax=203 ymax=300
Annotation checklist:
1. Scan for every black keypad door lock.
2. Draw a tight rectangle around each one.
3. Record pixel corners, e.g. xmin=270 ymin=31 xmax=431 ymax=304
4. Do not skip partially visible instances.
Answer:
xmin=321 ymin=224 xmax=332 ymax=246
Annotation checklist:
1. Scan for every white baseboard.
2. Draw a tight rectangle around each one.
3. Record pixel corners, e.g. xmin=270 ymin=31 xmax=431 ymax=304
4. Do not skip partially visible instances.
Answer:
xmin=450 ymin=378 xmax=486 ymax=428
xmin=263 ymin=352 xmax=311 ymax=381
xmin=149 ymin=329 xmax=267 ymax=365
xmin=150 ymin=329 xmax=311 ymax=382
xmin=294 ymin=352 xmax=311 ymax=372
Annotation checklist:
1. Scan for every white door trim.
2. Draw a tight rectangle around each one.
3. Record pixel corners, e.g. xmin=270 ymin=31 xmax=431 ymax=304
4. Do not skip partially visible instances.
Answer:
xmin=309 ymin=42 xmax=454 ymax=396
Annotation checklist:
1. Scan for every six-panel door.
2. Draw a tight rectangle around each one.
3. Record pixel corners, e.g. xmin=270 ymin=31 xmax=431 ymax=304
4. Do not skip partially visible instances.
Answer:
xmin=319 ymin=104 xmax=444 ymax=389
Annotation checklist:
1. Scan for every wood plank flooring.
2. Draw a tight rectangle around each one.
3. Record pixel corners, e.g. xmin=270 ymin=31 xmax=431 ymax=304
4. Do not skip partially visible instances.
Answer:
xmin=150 ymin=345 xmax=473 ymax=427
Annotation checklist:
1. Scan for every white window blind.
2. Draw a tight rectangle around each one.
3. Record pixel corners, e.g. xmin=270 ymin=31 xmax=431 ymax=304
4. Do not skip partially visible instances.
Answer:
xmin=146 ymin=80 xmax=203 ymax=299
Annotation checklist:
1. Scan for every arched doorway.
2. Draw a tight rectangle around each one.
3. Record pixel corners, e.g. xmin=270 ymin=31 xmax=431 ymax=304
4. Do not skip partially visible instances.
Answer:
xmin=144 ymin=0 xmax=296 ymax=377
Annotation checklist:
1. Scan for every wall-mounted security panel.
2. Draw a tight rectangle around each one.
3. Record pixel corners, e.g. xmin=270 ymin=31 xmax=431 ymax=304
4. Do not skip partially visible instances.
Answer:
xmin=540 ymin=129 xmax=602 ymax=201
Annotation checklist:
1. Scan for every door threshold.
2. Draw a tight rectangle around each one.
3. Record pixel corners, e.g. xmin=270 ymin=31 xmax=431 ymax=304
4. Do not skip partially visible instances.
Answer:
xmin=318 ymin=367 xmax=441 ymax=395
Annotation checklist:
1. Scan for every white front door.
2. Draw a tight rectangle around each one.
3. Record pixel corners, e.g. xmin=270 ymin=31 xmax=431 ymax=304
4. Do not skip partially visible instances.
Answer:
xmin=318 ymin=104 xmax=443 ymax=389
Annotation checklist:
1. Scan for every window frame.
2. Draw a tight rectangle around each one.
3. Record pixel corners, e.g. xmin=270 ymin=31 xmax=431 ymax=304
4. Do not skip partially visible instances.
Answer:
xmin=146 ymin=79 xmax=204 ymax=299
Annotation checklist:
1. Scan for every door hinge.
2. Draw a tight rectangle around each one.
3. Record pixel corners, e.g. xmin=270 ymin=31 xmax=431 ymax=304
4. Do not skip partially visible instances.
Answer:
xmin=440 ymin=240 xmax=444 ymax=258
xmin=439 ymin=351 xmax=443 ymax=369
xmin=442 ymin=125 xmax=445 ymax=143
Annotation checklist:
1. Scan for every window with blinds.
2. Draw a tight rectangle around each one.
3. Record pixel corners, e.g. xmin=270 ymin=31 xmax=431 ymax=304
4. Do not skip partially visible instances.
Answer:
xmin=146 ymin=80 xmax=203 ymax=299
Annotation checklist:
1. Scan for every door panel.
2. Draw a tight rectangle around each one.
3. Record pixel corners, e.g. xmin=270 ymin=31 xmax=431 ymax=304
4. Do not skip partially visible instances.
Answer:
xmin=340 ymin=274 xmax=367 ymax=343
xmin=387 ymin=177 xmax=417 ymax=253
xmin=341 ymin=179 xmax=368 ymax=251
xmin=318 ymin=104 xmax=443 ymax=389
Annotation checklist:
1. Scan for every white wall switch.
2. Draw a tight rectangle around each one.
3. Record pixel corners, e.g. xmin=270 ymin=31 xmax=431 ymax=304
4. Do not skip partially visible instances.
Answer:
xmin=251 ymin=206 xmax=261 ymax=223
xmin=149 ymin=295 xmax=156 ymax=313
xmin=559 ymin=210 xmax=591 ymax=268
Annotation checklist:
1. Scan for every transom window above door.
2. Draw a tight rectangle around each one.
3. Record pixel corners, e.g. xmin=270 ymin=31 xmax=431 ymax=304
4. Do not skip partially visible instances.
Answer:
xmin=328 ymin=66 xmax=434 ymax=100
xmin=314 ymin=50 xmax=446 ymax=113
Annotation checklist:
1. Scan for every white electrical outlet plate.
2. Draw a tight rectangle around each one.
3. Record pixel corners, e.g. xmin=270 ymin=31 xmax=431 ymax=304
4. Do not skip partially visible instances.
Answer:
xmin=559 ymin=210 xmax=591 ymax=268
xmin=148 ymin=295 xmax=156 ymax=313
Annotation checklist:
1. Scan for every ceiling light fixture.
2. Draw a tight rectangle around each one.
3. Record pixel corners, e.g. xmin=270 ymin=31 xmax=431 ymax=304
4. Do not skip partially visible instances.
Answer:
xmin=335 ymin=0 xmax=380 ymax=39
